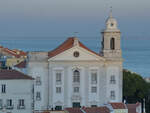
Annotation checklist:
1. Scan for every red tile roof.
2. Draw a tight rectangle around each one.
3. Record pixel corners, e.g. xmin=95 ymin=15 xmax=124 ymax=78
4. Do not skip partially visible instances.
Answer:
xmin=0 ymin=46 xmax=27 ymax=58
xmin=0 ymin=69 xmax=33 ymax=80
xmin=82 ymin=107 xmax=110 ymax=113
xmin=14 ymin=60 xmax=26 ymax=68
xmin=48 ymin=37 xmax=102 ymax=58
xmin=65 ymin=108 xmax=83 ymax=113
xmin=110 ymin=103 xmax=126 ymax=109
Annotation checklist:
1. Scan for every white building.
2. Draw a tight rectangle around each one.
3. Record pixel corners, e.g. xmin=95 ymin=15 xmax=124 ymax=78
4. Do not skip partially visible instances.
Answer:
xmin=0 ymin=69 xmax=33 ymax=113
xmin=27 ymin=12 xmax=123 ymax=111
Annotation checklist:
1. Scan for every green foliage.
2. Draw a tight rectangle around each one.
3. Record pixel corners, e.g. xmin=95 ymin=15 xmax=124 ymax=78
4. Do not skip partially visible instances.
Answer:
xmin=123 ymin=69 xmax=149 ymax=102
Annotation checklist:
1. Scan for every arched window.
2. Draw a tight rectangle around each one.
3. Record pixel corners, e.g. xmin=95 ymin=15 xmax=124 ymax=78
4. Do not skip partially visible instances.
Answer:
xmin=110 ymin=38 xmax=115 ymax=50
xmin=73 ymin=70 xmax=80 ymax=83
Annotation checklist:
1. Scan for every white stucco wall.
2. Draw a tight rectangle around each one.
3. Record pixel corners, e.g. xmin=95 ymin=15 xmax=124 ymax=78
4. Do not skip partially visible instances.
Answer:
xmin=26 ymin=44 xmax=123 ymax=111
xmin=0 ymin=80 xmax=33 ymax=113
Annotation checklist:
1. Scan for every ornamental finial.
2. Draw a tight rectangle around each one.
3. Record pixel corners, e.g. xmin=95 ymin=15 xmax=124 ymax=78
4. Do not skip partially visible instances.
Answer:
xmin=110 ymin=6 xmax=113 ymax=18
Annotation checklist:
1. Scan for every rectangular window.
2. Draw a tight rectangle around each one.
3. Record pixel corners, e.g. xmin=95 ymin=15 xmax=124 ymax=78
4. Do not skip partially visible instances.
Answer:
xmin=0 ymin=99 xmax=2 ymax=108
xmin=56 ymin=71 xmax=61 ymax=83
xmin=56 ymin=87 xmax=61 ymax=93
xmin=110 ymin=91 xmax=115 ymax=100
xmin=6 ymin=99 xmax=13 ymax=109
xmin=36 ymin=92 xmax=41 ymax=101
xmin=18 ymin=99 xmax=25 ymax=109
xmin=91 ymin=87 xmax=97 ymax=93
xmin=91 ymin=71 xmax=97 ymax=84
xmin=110 ymin=75 xmax=116 ymax=84
xmin=36 ymin=77 xmax=41 ymax=85
xmin=74 ymin=87 xmax=79 ymax=93
xmin=73 ymin=75 xmax=80 ymax=83
xmin=19 ymin=99 xmax=24 ymax=106
xmin=1 ymin=84 xmax=6 ymax=93
xmin=7 ymin=99 xmax=12 ymax=106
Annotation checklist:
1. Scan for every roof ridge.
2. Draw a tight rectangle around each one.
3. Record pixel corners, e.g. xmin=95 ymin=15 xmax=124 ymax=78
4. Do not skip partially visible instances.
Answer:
xmin=48 ymin=37 xmax=102 ymax=58
xmin=0 ymin=69 xmax=33 ymax=80
xmin=49 ymin=37 xmax=74 ymax=53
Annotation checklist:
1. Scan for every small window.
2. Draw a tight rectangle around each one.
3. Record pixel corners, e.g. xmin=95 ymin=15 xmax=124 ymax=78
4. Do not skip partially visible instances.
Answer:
xmin=74 ymin=87 xmax=79 ymax=93
xmin=7 ymin=99 xmax=13 ymax=107
xmin=36 ymin=77 xmax=41 ymax=85
xmin=18 ymin=99 xmax=25 ymax=109
xmin=110 ymin=38 xmax=115 ymax=50
xmin=17 ymin=60 xmax=20 ymax=63
xmin=36 ymin=92 xmax=41 ymax=101
xmin=18 ymin=99 xmax=24 ymax=107
xmin=56 ymin=72 xmax=61 ymax=83
xmin=110 ymin=91 xmax=115 ymax=100
xmin=1 ymin=84 xmax=6 ymax=93
xmin=91 ymin=87 xmax=97 ymax=93
xmin=110 ymin=75 xmax=116 ymax=84
xmin=56 ymin=87 xmax=61 ymax=93
xmin=91 ymin=71 xmax=97 ymax=84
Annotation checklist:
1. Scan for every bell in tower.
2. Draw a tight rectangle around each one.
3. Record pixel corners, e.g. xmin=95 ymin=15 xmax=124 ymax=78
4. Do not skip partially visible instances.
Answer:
xmin=101 ymin=10 xmax=122 ymax=60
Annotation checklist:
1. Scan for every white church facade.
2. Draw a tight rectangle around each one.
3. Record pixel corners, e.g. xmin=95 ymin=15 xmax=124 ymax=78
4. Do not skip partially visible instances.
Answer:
xmin=27 ymin=13 xmax=123 ymax=111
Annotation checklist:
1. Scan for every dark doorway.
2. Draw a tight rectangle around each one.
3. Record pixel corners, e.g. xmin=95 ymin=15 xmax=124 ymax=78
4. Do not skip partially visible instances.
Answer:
xmin=55 ymin=106 xmax=62 ymax=110
xmin=72 ymin=102 xmax=80 ymax=108
xmin=91 ymin=105 xmax=97 ymax=107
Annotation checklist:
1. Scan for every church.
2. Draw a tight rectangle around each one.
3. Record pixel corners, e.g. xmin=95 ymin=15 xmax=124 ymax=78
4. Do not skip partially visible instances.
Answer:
xmin=27 ymin=12 xmax=123 ymax=111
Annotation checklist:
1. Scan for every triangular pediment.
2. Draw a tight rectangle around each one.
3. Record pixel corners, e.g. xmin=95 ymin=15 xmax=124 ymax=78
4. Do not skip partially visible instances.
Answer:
xmin=48 ymin=38 xmax=105 ymax=61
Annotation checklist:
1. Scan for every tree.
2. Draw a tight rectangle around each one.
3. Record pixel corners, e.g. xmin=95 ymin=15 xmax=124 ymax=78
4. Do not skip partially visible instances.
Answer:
xmin=123 ymin=69 xmax=150 ymax=112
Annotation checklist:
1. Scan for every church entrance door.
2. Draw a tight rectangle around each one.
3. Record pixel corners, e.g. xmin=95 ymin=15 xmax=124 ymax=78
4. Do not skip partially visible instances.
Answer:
xmin=72 ymin=102 xmax=80 ymax=108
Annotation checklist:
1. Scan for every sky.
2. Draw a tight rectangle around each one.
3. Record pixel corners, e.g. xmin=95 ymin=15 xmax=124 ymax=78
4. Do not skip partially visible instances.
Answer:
xmin=0 ymin=0 xmax=150 ymax=39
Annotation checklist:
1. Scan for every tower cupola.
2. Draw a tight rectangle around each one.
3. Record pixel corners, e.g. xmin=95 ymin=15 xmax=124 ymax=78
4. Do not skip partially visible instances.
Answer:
xmin=101 ymin=10 xmax=122 ymax=60
xmin=104 ymin=10 xmax=120 ymax=32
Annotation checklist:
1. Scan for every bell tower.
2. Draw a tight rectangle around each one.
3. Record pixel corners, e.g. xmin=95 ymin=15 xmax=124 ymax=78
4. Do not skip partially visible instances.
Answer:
xmin=101 ymin=10 xmax=122 ymax=60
